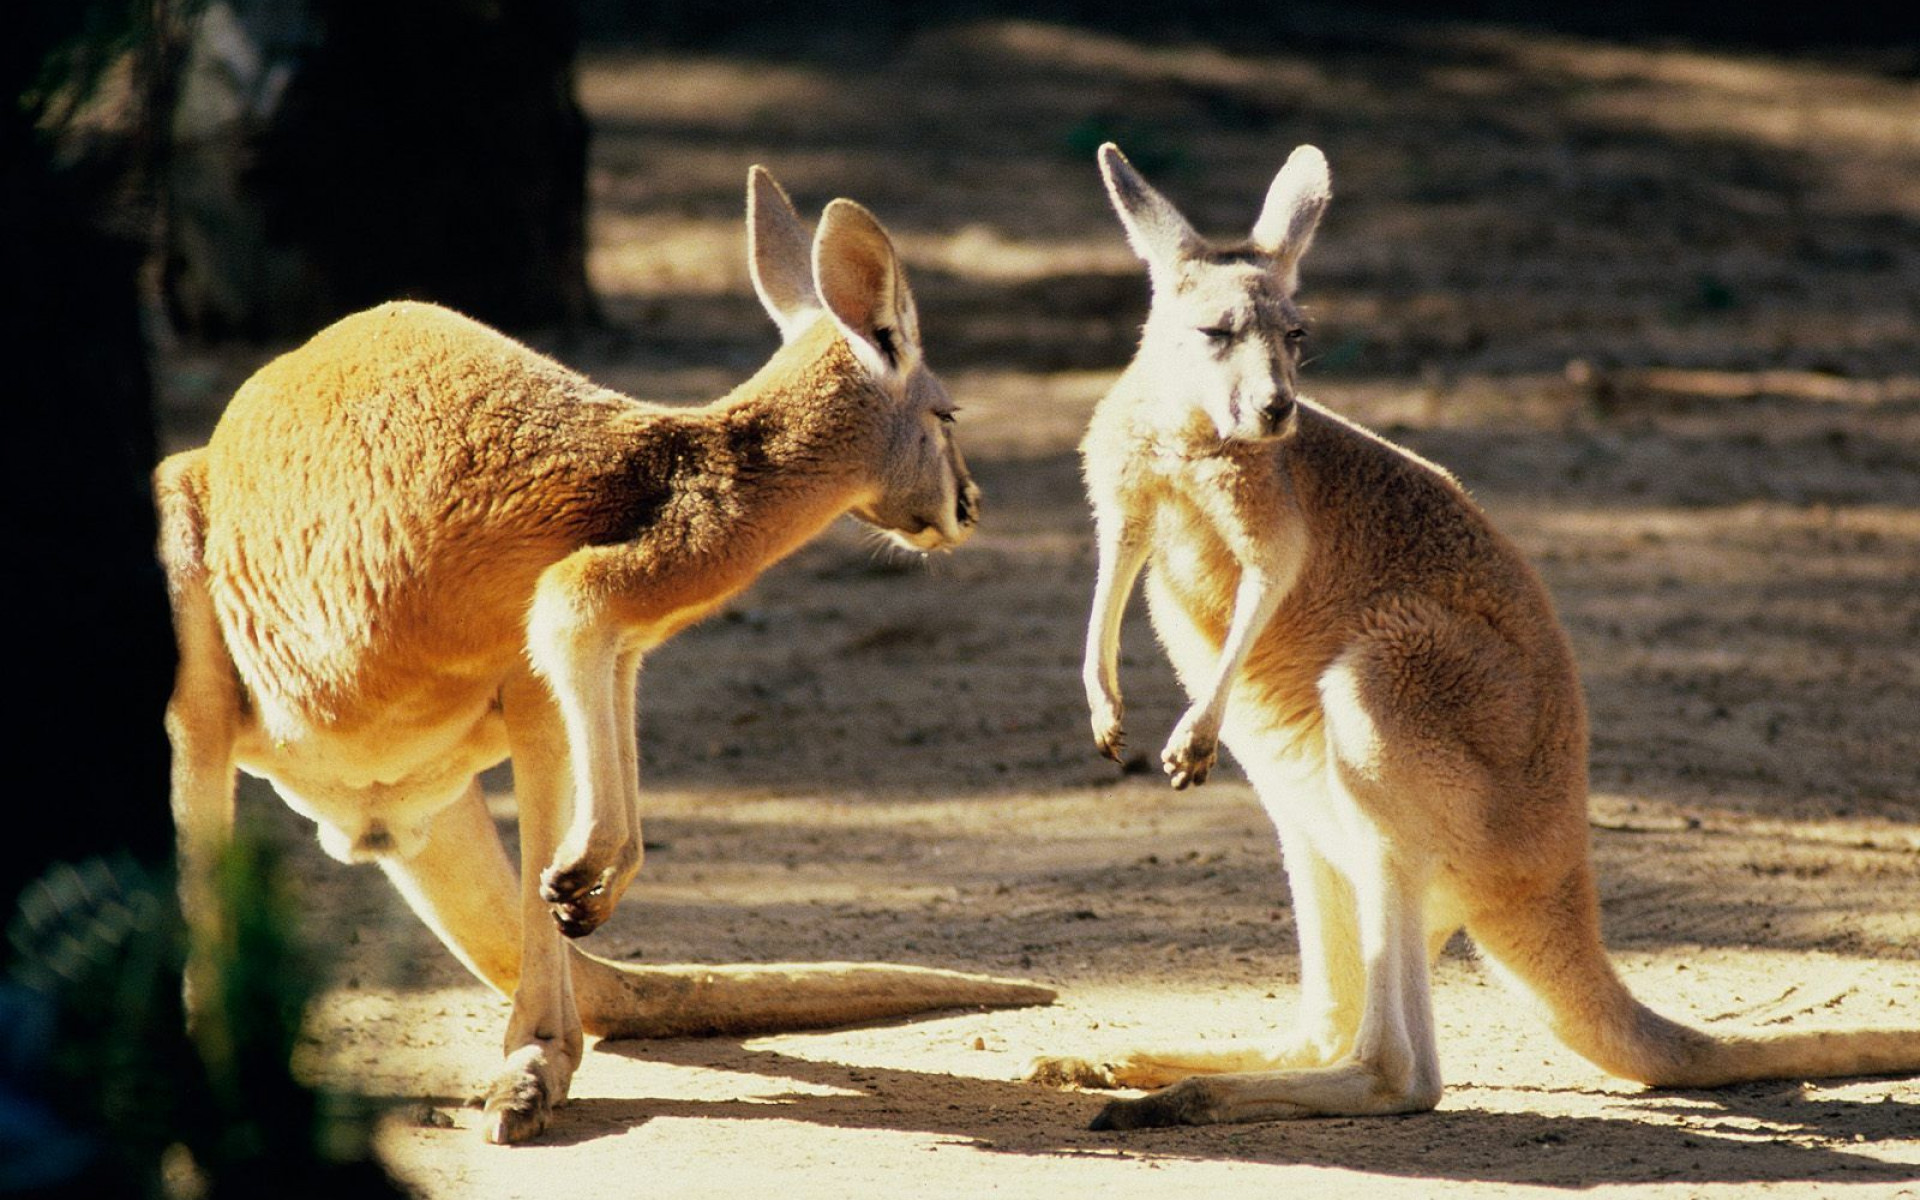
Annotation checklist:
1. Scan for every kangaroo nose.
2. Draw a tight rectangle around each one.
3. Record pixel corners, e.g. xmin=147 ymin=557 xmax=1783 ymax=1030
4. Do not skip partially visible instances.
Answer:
xmin=1262 ymin=393 xmax=1295 ymax=426
xmin=957 ymin=481 xmax=981 ymax=527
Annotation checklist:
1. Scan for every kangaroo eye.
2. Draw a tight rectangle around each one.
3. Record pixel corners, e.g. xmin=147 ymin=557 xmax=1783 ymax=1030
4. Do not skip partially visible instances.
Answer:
xmin=935 ymin=411 xmax=957 ymax=425
xmin=1200 ymin=326 xmax=1235 ymax=345
xmin=1285 ymin=327 xmax=1308 ymax=343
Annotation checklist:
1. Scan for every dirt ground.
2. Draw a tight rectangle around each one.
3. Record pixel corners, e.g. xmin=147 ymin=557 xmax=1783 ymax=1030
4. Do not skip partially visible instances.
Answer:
xmin=156 ymin=17 xmax=1920 ymax=1198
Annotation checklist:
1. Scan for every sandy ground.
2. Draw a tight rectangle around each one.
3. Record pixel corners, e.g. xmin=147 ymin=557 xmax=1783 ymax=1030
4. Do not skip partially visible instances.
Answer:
xmin=158 ymin=18 xmax=1920 ymax=1198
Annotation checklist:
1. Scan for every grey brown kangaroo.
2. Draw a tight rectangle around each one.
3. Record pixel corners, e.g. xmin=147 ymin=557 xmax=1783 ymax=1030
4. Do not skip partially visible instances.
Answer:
xmin=1030 ymin=142 xmax=1920 ymax=1129
xmin=157 ymin=168 xmax=1050 ymax=1144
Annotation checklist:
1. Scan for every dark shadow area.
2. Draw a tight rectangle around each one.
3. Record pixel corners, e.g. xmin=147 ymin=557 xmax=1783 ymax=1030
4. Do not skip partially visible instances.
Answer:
xmin=570 ymin=13 xmax=1920 ymax=384
xmin=579 ymin=1 xmax=1918 ymax=62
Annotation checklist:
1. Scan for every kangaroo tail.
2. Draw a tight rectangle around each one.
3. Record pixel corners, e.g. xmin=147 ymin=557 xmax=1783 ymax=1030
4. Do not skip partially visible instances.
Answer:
xmin=571 ymin=953 xmax=1055 ymax=1040
xmin=376 ymin=787 xmax=1054 ymax=1041
xmin=1467 ymin=864 xmax=1920 ymax=1087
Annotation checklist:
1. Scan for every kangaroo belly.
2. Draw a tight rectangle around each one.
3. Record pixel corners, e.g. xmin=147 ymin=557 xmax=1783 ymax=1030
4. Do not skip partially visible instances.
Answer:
xmin=1146 ymin=534 xmax=1328 ymax=724
xmin=233 ymin=693 xmax=510 ymax=864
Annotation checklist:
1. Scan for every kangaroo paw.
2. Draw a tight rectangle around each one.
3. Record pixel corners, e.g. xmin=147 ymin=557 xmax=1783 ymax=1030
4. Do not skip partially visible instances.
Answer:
xmin=481 ymin=1047 xmax=567 ymax=1144
xmin=1090 ymin=1079 xmax=1218 ymax=1130
xmin=540 ymin=861 xmax=625 ymax=938
xmin=1029 ymin=1055 xmax=1120 ymax=1089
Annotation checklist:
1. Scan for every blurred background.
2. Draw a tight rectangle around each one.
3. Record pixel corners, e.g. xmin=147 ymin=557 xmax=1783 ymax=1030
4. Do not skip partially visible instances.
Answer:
xmin=5 ymin=1 xmax=1915 ymax=1194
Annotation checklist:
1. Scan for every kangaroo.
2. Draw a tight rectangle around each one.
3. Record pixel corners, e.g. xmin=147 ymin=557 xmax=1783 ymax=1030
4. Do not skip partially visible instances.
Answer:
xmin=156 ymin=167 xmax=1051 ymax=1144
xmin=1029 ymin=143 xmax=1920 ymax=1129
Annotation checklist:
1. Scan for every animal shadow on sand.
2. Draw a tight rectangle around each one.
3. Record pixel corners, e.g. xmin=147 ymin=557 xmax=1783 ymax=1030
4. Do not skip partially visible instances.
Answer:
xmin=429 ymin=1036 xmax=1920 ymax=1188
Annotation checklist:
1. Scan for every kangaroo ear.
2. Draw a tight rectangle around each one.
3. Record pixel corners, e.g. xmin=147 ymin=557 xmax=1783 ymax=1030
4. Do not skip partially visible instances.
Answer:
xmin=1099 ymin=142 xmax=1204 ymax=277
xmin=1251 ymin=145 xmax=1330 ymax=292
xmin=748 ymin=166 xmax=823 ymax=342
xmin=813 ymin=198 xmax=919 ymax=378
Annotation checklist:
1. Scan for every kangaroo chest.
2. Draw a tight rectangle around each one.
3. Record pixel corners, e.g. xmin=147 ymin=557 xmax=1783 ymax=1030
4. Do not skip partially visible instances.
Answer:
xmin=1137 ymin=451 xmax=1331 ymax=751
xmin=1138 ymin=450 xmax=1298 ymax=632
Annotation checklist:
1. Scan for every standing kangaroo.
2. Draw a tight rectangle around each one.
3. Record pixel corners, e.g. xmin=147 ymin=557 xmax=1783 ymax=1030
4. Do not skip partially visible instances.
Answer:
xmin=1030 ymin=143 xmax=1920 ymax=1128
xmin=156 ymin=168 xmax=1050 ymax=1144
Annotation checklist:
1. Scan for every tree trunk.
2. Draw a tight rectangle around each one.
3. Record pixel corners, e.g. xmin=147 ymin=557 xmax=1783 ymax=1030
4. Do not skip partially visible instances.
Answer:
xmin=164 ymin=0 xmax=594 ymax=340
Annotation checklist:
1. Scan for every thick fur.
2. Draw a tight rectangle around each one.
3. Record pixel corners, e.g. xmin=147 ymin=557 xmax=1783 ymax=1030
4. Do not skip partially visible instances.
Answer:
xmin=158 ymin=170 xmax=1049 ymax=1146
xmin=1029 ymin=143 xmax=1920 ymax=1129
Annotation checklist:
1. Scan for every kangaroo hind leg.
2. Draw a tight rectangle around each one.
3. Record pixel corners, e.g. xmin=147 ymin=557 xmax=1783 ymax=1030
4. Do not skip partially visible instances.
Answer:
xmin=1093 ymin=826 xmax=1439 ymax=1128
xmin=1029 ymin=802 xmax=1365 ymax=1092
xmin=156 ymin=453 xmax=241 ymax=1030
xmin=1086 ymin=639 xmax=1462 ymax=1129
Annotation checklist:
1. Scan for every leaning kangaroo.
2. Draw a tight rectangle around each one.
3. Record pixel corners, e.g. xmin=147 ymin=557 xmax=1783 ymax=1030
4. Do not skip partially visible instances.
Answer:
xmin=157 ymin=168 xmax=1049 ymax=1144
xmin=1031 ymin=143 xmax=1920 ymax=1128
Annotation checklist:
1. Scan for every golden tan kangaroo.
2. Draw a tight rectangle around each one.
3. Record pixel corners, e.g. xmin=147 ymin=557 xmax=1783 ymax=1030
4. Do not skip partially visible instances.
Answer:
xmin=156 ymin=168 xmax=1050 ymax=1144
xmin=1029 ymin=143 xmax=1920 ymax=1129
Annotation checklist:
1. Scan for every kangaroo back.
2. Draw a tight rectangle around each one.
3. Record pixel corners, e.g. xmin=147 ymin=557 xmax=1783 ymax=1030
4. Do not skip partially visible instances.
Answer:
xmin=196 ymin=301 xmax=648 ymax=718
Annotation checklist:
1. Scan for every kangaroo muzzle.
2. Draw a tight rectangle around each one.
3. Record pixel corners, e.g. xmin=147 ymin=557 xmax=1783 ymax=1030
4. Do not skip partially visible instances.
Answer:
xmin=957 ymin=479 xmax=982 ymax=529
xmin=1262 ymin=393 xmax=1296 ymax=432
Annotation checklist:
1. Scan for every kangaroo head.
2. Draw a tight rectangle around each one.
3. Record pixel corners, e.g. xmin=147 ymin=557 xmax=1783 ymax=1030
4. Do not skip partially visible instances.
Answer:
xmin=1100 ymin=142 xmax=1330 ymax=446
xmin=747 ymin=168 xmax=979 ymax=552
